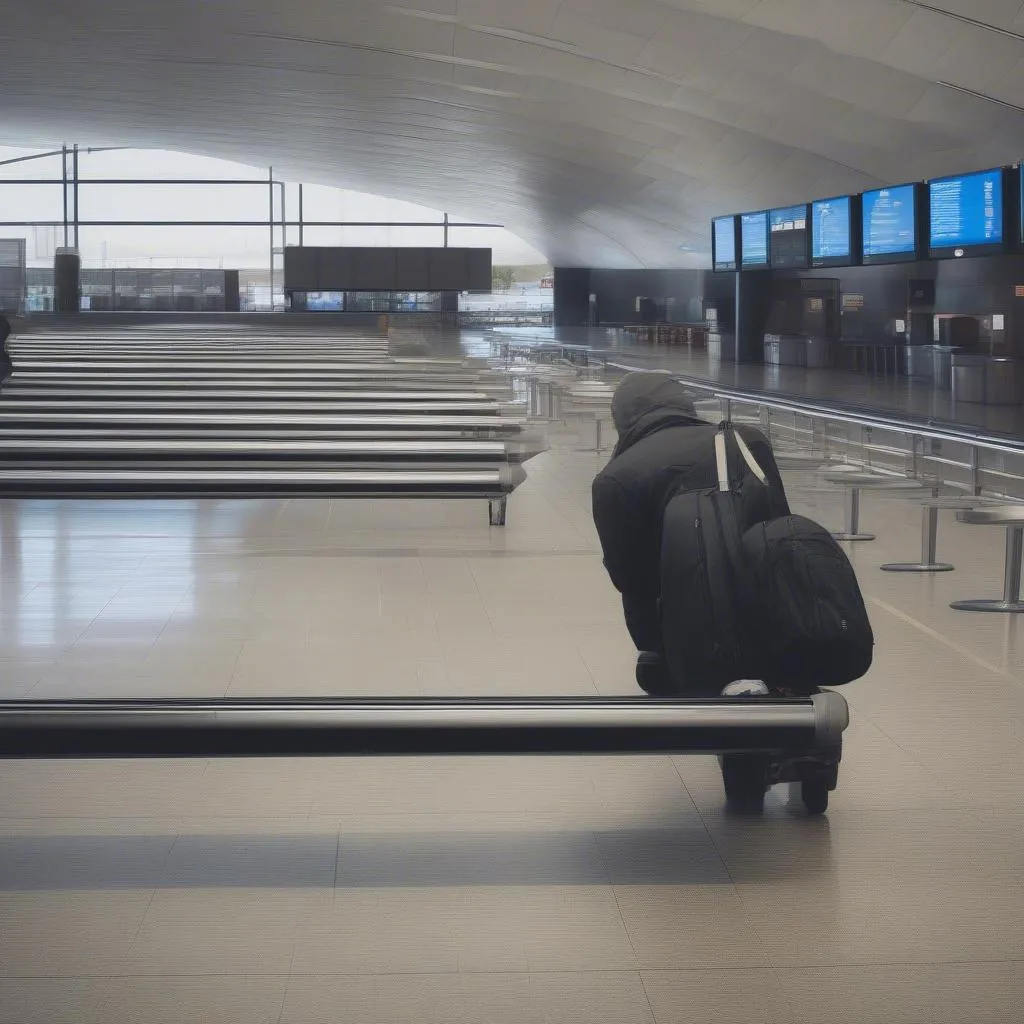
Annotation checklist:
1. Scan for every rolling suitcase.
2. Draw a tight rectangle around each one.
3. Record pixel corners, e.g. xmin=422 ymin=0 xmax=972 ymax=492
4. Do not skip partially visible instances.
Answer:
xmin=659 ymin=425 xmax=779 ymax=695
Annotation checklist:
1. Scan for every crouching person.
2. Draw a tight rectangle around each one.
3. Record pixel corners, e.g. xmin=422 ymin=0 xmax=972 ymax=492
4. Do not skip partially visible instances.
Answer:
xmin=591 ymin=371 xmax=788 ymax=695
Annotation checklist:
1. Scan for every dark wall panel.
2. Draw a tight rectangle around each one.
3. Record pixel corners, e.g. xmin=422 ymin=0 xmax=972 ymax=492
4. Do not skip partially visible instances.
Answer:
xmin=283 ymin=247 xmax=320 ymax=292
xmin=317 ymin=248 xmax=354 ymax=291
xmin=285 ymin=247 xmax=492 ymax=292
xmin=466 ymin=248 xmax=493 ymax=291
xmin=587 ymin=268 xmax=730 ymax=327
xmin=428 ymin=249 xmax=467 ymax=291
xmin=394 ymin=249 xmax=430 ymax=291
xmin=553 ymin=267 xmax=592 ymax=327
xmin=352 ymin=249 xmax=397 ymax=290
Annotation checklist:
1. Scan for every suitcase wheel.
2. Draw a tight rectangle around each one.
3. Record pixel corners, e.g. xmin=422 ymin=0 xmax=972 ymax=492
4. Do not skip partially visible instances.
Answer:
xmin=720 ymin=754 xmax=768 ymax=812
xmin=800 ymin=778 xmax=830 ymax=815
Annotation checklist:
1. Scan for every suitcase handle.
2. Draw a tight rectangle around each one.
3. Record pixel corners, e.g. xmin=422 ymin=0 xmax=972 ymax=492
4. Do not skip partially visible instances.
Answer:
xmin=715 ymin=424 xmax=768 ymax=492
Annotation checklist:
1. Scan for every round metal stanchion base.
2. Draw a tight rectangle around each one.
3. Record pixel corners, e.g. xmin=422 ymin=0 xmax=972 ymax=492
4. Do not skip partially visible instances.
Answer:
xmin=832 ymin=532 xmax=876 ymax=542
xmin=881 ymin=562 xmax=955 ymax=573
xmin=950 ymin=599 xmax=1024 ymax=614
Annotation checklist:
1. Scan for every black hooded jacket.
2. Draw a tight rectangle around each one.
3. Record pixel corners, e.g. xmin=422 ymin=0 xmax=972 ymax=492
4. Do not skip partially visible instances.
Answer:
xmin=592 ymin=372 xmax=788 ymax=651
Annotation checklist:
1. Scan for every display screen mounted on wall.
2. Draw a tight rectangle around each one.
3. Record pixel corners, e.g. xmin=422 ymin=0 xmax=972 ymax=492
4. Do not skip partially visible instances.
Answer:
xmin=929 ymin=168 xmax=1005 ymax=258
xmin=861 ymin=184 xmax=919 ymax=265
xmin=769 ymin=204 xmax=809 ymax=269
xmin=740 ymin=211 xmax=769 ymax=269
xmin=712 ymin=215 xmax=738 ymax=271
xmin=811 ymin=196 xmax=855 ymax=268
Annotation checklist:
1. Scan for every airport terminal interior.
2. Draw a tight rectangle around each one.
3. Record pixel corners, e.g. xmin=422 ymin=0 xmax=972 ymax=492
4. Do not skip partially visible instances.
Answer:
xmin=2 ymin=2 xmax=1024 ymax=1022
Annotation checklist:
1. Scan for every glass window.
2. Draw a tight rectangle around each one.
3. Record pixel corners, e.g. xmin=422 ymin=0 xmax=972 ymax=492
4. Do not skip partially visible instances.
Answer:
xmin=298 ymin=225 xmax=443 ymax=248
xmin=75 ymin=225 xmax=270 ymax=269
xmin=77 ymin=182 xmax=269 ymax=225
xmin=0 ymin=183 xmax=64 ymax=226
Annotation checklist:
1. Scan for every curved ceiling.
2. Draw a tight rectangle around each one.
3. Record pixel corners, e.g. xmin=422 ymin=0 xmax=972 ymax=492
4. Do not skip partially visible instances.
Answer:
xmin=2 ymin=0 xmax=1024 ymax=268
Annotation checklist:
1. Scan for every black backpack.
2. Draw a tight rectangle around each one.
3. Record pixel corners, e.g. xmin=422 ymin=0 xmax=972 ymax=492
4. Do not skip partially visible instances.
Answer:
xmin=744 ymin=514 xmax=874 ymax=690
xmin=660 ymin=424 xmax=873 ymax=694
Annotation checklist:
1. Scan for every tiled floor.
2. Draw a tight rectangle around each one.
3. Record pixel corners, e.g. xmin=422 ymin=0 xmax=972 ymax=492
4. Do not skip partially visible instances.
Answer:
xmin=1 ymin=414 xmax=1023 ymax=1022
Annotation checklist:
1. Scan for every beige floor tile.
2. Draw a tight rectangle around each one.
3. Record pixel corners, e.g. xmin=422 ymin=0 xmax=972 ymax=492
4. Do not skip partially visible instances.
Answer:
xmin=292 ymin=887 xmax=636 ymax=975
xmin=91 ymin=975 xmax=289 ymax=1024
xmin=614 ymin=885 xmax=773 ymax=970
xmin=641 ymin=969 xmax=796 ymax=1024
xmin=0 ymin=891 xmax=153 ymax=977
xmin=736 ymin=879 xmax=1024 ymax=966
xmin=161 ymin=831 xmax=338 ymax=888
xmin=0 ymin=978 xmax=107 ymax=1023
xmin=0 ymin=761 xmax=207 ymax=819
xmin=124 ymin=889 xmax=319 ymax=976
xmin=778 ymin=962 xmax=1024 ymax=1024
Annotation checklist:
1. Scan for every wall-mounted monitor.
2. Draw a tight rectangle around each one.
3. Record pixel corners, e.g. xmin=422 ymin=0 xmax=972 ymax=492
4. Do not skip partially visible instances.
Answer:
xmin=740 ymin=211 xmax=769 ymax=269
xmin=861 ymin=183 xmax=921 ymax=265
xmin=811 ymin=195 xmax=858 ymax=268
xmin=928 ymin=167 xmax=1005 ymax=259
xmin=769 ymin=204 xmax=809 ymax=269
xmin=712 ymin=215 xmax=738 ymax=271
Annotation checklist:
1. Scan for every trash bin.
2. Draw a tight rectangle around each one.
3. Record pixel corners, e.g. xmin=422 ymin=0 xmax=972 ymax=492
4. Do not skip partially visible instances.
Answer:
xmin=805 ymin=337 xmax=837 ymax=369
xmin=764 ymin=335 xmax=780 ymax=365
xmin=931 ymin=346 xmax=959 ymax=390
xmin=708 ymin=333 xmax=737 ymax=362
xmin=951 ymin=353 xmax=987 ymax=404
xmin=904 ymin=346 xmax=934 ymax=380
xmin=778 ymin=335 xmax=807 ymax=367
xmin=985 ymin=358 xmax=1022 ymax=406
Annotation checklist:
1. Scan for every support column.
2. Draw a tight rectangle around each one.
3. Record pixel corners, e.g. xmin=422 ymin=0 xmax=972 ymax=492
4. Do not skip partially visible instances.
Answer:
xmin=734 ymin=270 xmax=775 ymax=363
xmin=553 ymin=268 xmax=592 ymax=328
xmin=53 ymin=247 xmax=81 ymax=313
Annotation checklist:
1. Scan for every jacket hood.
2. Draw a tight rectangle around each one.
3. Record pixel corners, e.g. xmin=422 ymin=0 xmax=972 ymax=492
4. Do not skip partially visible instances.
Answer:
xmin=611 ymin=371 xmax=702 ymax=456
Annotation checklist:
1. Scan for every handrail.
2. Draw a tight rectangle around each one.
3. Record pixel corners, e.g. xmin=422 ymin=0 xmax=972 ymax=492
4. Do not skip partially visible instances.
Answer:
xmin=493 ymin=332 xmax=1024 ymax=457
xmin=602 ymin=365 xmax=1024 ymax=458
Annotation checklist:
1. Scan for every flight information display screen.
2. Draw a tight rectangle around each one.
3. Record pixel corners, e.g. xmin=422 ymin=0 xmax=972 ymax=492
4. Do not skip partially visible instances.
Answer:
xmin=712 ymin=215 xmax=737 ymax=271
xmin=740 ymin=211 xmax=769 ymax=268
xmin=929 ymin=168 xmax=1003 ymax=255
xmin=769 ymin=204 xmax=809 ymax=269
xmin=862 ymin=184 xmax=918 ymax=264
xmin=811 ymin=196 xmax=853 ymax=267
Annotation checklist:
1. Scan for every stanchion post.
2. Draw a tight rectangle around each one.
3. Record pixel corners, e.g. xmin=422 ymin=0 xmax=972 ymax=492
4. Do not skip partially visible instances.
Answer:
xmin=1003 ymin=526 xmax=1023 ymax=605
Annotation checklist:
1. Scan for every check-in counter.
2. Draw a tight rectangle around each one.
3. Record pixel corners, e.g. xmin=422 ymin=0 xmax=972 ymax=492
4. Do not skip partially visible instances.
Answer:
xmin=778 ymin=336 xmax=807 ymax=368
xmin=932 ymin=346 xmax=959 ymax=390
xmin=951 ymin=354 xmax=1022 ymax=405
xmin=986 ymin=357 xmax=1023 ymax=405
xmin=904 ymin=345 xmax=960 ymax=388
xmin=904 ymin=345 xmax=935 ymax=380
xmin=708 ymin=332 xmax=737 ymax=362
xmin=951 ymin=353 xmax=986 ymax=404
xmin=805 ymin=337 xmax=838 ymax=369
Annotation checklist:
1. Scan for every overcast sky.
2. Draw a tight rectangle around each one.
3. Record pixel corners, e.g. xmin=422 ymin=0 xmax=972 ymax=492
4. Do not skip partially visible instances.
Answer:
xmin=0 ymin=147 xmax=548 ymax=269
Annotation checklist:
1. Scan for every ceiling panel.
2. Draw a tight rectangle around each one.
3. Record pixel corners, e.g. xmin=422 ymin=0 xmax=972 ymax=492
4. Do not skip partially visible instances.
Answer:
xmin=1 ymin=0 xmax=1023 ymax=267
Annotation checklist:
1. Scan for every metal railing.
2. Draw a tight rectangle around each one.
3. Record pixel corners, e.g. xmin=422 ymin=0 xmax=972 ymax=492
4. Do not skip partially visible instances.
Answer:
xmin=495 ymin=336 xmax=1024 ymax=500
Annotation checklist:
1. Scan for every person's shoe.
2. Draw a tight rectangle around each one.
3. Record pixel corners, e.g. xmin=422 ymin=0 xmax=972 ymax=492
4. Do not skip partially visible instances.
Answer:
xmin=721 ymin=679 xmax=770 ymax=697
xmin=635 ymin=653 xmax=676 ymax=696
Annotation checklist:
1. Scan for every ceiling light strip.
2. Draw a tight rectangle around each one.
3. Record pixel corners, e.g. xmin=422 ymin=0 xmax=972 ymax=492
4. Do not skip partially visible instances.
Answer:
xmin=936 ymin=79 xmax=1024 ymax=115
xmin=902 ymin=1 xmax=1024 ymax=42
